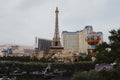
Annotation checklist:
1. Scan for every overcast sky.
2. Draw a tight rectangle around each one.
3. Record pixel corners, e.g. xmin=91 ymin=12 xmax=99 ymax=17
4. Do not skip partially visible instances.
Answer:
xmin=0 ymin=0 xmax=120 ymax=46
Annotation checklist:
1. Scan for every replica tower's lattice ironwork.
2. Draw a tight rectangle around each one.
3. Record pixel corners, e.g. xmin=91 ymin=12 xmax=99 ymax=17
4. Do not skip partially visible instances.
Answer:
xmin=49 ymin=7 xmax=64 ymax=54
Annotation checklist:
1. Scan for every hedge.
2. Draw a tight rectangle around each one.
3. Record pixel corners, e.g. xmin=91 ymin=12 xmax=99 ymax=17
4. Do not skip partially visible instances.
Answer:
xmin=0 ymin=61 xmax=95 ymax=75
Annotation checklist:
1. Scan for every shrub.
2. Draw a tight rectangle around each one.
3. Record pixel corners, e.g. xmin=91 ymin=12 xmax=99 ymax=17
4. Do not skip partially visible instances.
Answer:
xmin=72 ymin=71 xmax=88 ymax=80
xmin=72 ymin=69 xmax=120 ymax=80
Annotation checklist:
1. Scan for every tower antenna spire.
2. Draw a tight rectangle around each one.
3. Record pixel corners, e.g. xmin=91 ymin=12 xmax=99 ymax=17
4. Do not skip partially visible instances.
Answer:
xmin=54 ymin=6 xmax=60 ymax=39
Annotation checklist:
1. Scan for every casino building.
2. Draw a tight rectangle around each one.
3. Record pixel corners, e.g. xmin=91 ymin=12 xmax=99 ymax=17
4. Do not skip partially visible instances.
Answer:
xmin=35 ymin=37 xmax=52 ymax=53
xmin=61 ymin=26 xmax=103 ymax=54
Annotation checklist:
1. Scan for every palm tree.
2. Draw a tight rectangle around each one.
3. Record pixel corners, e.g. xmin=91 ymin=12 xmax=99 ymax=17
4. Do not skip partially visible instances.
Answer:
xmin=109 ymin=28 xmax=120 ymax=65
xmin=94 ymin=42 xmax=112 ymax=64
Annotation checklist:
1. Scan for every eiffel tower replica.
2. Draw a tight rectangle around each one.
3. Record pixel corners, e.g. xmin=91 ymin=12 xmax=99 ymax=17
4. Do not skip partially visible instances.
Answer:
xmin=49 ymin=7 xmax=64 ymax=54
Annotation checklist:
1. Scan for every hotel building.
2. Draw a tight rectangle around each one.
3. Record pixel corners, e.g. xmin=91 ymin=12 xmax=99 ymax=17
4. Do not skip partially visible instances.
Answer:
xmin=62 ymin=26 xmax=103 ymax=54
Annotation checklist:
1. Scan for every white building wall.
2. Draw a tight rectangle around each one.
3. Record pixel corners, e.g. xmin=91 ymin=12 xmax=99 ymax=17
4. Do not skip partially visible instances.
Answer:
xmin=62 ymin=33 xmax=79 ymax=52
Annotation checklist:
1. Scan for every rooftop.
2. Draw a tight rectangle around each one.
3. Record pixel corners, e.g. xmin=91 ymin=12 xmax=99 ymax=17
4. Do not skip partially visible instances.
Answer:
xmin=62 ymin=26 xmax=93 ymax=34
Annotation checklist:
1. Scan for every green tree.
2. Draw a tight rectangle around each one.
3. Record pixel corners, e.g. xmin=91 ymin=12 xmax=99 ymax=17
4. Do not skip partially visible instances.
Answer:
xmin=109 ymin=28 xmax=120 ymax=65
xmin=95 ymin=28 xmax=120 ymax=64
xmin=94 ymin=42 xmax=112 ymax=63
xmin=77 ymin=55 xmax=92 ymax=61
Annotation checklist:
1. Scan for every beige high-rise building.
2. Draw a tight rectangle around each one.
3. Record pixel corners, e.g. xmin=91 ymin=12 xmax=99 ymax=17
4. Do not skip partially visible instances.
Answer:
xmin=62 ymin=26 xmax=103 ymax=54
xmin=62 ymin=31 xmax=79 ymax=52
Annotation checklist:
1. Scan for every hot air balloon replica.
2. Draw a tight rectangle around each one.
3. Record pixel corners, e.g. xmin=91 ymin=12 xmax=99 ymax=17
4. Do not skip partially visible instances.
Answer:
xmin=86 ymin=32 xmax=101 ymax=55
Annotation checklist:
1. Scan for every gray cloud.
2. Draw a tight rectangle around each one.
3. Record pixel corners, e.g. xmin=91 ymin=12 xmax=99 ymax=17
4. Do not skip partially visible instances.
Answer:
xmin=0 ymin=0 xmax=120 ymax=46
xmin=15 ymin=0 xmax=49 ymax=11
